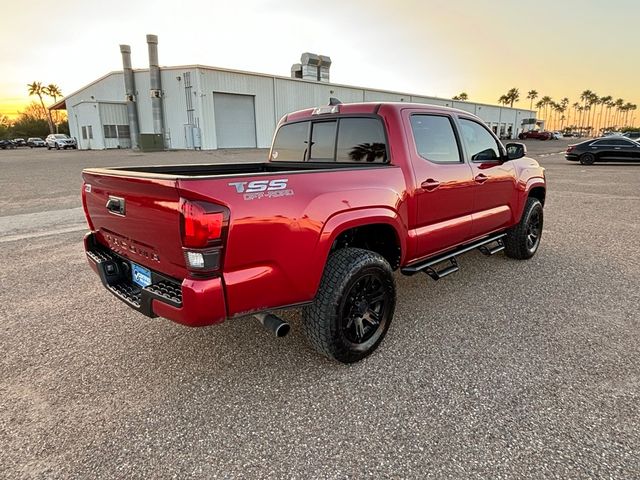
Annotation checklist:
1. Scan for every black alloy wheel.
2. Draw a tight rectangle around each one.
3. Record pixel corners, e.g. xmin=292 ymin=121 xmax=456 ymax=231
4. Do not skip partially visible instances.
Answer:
xmin=526 ymin=208 xmax=542 ymax=252
xmin=341 ymin=272 xmax=391 ymax=345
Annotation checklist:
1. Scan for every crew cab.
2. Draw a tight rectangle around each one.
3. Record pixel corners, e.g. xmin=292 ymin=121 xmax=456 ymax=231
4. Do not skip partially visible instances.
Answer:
xmin=82 ymin=102 xmax=546 ymax=363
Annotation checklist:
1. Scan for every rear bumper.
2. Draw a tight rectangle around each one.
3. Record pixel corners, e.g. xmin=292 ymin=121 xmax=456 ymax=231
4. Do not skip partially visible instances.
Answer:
xmin=565 ymin=154 xmax=579 ymax=161
xmin=84 ymin=232 xmax=226 ymax=327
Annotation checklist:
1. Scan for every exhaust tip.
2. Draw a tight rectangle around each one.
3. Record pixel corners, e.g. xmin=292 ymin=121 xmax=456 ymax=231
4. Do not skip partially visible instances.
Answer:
xmin=255 ymin=312 xmax=290 ymax=338
xmin=274 ymin=322 xmax=290 ymax=338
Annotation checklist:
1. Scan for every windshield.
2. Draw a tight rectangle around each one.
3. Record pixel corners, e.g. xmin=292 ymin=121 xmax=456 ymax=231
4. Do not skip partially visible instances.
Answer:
xmin=53 ymin=134 xmax=68 ymax=139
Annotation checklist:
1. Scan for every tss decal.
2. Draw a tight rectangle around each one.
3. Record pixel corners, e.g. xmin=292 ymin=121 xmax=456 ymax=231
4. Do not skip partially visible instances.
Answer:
xmin=228 ymin=179 xmax=294 ymax=200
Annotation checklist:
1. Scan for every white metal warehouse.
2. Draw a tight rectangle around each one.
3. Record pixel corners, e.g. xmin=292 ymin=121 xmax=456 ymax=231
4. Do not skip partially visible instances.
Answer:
xmin=51 ymin=36 xmax=535 ymax=151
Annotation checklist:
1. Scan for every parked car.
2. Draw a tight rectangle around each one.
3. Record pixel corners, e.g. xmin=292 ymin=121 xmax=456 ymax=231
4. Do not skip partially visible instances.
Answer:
xmin=45 ymin=134 xmax=77 ymax=150
xmin=519 ymin=130 xmax=552 ymax=140
xmin=0 ymin=139 xmax=17 ymax=149
xmin=12 ymin=138 xmax=27 ymax=147
xmin=622 ymin=132 xmax=640 ymax=141
xmin=82 ymin=101 xmax=546 ymax=363
xmin=27 ymin=137 xmax=47 ymax=148
xmin=551 ymin=131 xmax=563 ymax=140
xmin=565 ymin=137 xmax=640 ymax=164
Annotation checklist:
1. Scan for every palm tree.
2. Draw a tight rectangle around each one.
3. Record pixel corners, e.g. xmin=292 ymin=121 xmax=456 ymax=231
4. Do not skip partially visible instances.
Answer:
xmin=535 ymin=99 xmax=545 ymax=120
xmin=629 ymin=104 xmax=638 ymax=127
xmin=604 ymin=100 xmax=615 ymax=131
xmin=548 ymin=101 xmax=558 ymax=129
xmin=44 ymin=84 xmax=63 ymax=128
xmin=613 ymin=98 xmax=624 ymax=128
xmin=598 ymin=96 xmax=612 ymax=134
xmin=452 ymin=92 xmax=468 ymax=101
xmin=44 ymin=84 xmax=62 ymax=102
xmin=539 ymin=96 xmax=552 ymax=128
xmin=527 ymin=90 xmax=538 ymax=111
xmin=555 ymin=102 xmax=567 ymax=130
xmin=28 ymin=81 xmax=54 ymax=133
xmin=578 ymin=105 xmax=587 ymax=136
xmin=559 ymin=98 xmax=569 ymax=131
xmin=588 ymin=93 xmax=599 ymax=136
xmin=571 ymin=102 xmax=580 ymax=130
xmin=622 ymin=102 xmax=635 ymax=127
xmin=498 ymin=95 xmax=509 ymax=106
xmin=579 ymin=90 xmax=593 ymax=132
xmin=506 ymin=88 xmax=520 ymax=107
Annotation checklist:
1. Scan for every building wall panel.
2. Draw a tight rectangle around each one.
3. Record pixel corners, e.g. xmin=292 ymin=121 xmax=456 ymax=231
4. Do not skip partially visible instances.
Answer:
xmin=160 ymin=68 xmax=196 ymax=149
xmin=71 ymin=102 xmax=103 ymax=149
xmin=274 ymin=79 xmax=364 ymax=124
xmin=363 ymin=90 xmax=407 ymax=102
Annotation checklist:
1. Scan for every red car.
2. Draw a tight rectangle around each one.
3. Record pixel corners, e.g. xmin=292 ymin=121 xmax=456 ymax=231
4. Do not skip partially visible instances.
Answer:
xmin=519 ymin=130 xmax=552 ymax=140
xmin=82 ymin=102 xmax=546 ymax=363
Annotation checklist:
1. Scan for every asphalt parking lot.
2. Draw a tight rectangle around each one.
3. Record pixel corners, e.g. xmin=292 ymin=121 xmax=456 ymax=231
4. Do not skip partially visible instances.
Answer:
xmin=1 ymin=141 xmax=639 ymax=478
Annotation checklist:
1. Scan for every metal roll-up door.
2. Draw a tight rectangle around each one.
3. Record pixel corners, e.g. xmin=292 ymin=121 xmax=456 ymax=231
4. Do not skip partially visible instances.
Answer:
xmin=213 ymin=93 xmax=257 ymax=148
xmin=99 ymin=103 xmax=131 ymax=149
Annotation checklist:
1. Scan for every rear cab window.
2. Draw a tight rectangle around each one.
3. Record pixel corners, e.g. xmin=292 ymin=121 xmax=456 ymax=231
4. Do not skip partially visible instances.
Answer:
xmin=271 ymin=117 xmax=388 ymax=163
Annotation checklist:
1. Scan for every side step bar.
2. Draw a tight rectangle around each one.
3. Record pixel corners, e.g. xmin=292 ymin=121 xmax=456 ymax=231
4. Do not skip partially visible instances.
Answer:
xmin=401 ymin=233 xmax=507 ymax=280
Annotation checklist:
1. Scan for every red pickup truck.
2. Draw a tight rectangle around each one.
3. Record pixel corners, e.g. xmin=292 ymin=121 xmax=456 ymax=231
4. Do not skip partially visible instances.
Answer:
xmin=82 ymin=101 xmax=546 ymax=363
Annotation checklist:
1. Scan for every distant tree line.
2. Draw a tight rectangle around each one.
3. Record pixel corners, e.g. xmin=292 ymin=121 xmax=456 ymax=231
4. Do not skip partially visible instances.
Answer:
xmin=0 ymin=82 xmax=69 ymax=140
xmin=450 ymin=88 xmax=638 ymax=135
xmin=498 ymin=88 xmax=637 ymax=134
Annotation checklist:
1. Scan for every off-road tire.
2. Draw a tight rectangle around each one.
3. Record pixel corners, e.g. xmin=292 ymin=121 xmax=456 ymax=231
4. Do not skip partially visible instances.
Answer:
xmin=505 ymin=197 xmax=543 ymax=260
xmin=580 ymin=152 xmax=596 ymax=165
xmin=302 ymin=248 xmax=396 ymax=363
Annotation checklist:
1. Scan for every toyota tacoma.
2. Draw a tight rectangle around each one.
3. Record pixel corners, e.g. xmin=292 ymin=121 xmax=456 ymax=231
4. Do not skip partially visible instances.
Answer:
xmin=82 ymin=101 xmax=546 ymax=363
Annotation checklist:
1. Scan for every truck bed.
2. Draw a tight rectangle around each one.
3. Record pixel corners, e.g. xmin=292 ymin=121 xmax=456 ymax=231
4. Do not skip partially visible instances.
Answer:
xmin=85 ymin=161 xmax=391 ymax=179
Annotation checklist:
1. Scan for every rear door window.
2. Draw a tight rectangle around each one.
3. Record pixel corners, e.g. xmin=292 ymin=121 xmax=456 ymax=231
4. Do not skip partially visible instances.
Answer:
xmin=410 ymin=115 xmax=461 ymax=163
xmin=270 ymin=121 xmax=309 ymax=161
xmin=336 ymin=118 xmax=387 ymax=163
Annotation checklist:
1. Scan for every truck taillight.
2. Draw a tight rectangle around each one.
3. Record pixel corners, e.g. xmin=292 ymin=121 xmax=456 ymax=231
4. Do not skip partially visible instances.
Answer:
xmin=81 ymin=183 xmax=95 ymax=230
xmin=180 ymin=199 xmax=228 ymax=248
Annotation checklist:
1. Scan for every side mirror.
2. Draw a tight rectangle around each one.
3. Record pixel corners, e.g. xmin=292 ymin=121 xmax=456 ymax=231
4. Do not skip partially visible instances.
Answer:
xmin=505 ymin=142 xmax=526 ymax=160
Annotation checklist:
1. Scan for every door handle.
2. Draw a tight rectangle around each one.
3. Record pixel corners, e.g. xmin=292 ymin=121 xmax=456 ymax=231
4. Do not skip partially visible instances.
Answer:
xmin=474 ymin=173 xmax=489 ymax=184
xmin=421 ymin=179 xmax=440 ymax=191
xmin=106 ymin=196 xmax=126 ymax=216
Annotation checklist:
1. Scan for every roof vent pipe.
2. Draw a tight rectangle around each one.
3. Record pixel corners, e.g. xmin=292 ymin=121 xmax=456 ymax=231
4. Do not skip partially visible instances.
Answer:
xmin=146 ymin=34 xmax=165 ymax=140
xmin=120 ymin=44 xmax=140 ymax=149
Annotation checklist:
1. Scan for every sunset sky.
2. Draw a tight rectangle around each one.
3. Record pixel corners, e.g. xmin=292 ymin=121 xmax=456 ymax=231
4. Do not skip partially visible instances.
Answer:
xmin=1 ymin=0 xmax=638 ymax=119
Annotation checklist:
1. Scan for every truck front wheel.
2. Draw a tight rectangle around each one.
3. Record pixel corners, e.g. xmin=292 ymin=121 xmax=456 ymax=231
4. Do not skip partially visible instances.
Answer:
xmin=302 ymin=248 xmax=396 ymax=363
xmin=504 ymin=197 xmax=543 ymax=260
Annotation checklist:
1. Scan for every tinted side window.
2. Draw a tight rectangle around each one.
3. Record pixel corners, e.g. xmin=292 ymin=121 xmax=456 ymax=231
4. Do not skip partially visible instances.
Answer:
xmin=410 ymin=115 xmax=461 ymax=163
xmin=271 ymin=121 xmax=309 ymax=161
xmin=336 ymin=118 xmax=387 ymax=163
xmin=310 ymin=121 xmax=337 ymax=161
xmin=459 ymin=119 xmax=501 ymax=161
xmin=611 ymin=139 xmax=634 ymax=146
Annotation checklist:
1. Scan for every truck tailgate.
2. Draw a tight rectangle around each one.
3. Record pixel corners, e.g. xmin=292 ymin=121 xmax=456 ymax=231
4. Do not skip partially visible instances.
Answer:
xmin=82 ymin=172 xmax=187 ymax=279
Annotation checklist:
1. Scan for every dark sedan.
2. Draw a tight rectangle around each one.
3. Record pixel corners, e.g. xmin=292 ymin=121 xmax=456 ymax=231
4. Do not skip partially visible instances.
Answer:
xmin=565 ymin=137 xmax=640 ymax=165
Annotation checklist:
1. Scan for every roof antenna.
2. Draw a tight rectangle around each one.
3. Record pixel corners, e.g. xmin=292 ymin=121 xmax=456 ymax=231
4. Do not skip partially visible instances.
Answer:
xmin=329 ymin=97 xmax=342 ymax=106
